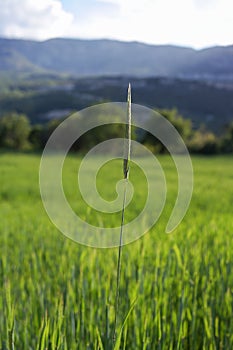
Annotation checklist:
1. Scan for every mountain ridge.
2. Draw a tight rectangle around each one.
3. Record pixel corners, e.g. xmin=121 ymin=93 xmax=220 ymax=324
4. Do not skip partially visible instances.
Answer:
xmin=0 ymin=37 xmax=232 ymax=80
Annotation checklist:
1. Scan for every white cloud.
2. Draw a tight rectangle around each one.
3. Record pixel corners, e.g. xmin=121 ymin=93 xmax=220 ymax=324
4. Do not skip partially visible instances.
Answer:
xmin=193 ymin=0 xmax=218 ymax=10
xmin=73 ymin=0 xmax=233 ymax=48
xmin=0 ymin=0 xmax=232 ymax=48
xmin=0 ymin=0 xmax=74 ymax=40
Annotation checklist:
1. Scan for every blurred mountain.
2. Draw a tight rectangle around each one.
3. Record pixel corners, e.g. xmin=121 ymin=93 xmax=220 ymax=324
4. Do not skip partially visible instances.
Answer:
xmin=0 ymin=45 xmax=41 ymax=73
xmin=0 ymin=37 xmax=233 ymax=80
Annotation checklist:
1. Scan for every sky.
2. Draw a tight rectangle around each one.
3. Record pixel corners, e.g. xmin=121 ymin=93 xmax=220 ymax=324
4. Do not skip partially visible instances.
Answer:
xmin=0 ymin=0 xmax=232 ymax=49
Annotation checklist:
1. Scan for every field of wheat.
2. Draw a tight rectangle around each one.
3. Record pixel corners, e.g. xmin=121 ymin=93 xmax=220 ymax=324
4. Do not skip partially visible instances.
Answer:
xmin=0 ymin=153 xmax=232 ymax=349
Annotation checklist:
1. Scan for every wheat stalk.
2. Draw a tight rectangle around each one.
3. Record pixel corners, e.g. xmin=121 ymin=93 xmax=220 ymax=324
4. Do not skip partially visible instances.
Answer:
xmin=112 ymin=83 xmax=132 ymax=347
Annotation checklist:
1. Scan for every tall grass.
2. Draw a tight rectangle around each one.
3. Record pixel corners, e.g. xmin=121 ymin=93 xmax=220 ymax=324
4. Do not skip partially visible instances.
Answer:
xmin=113 ymin=83 xmax=132 ymax=347
xmin=0 ymin=154 xmax=233 ymax=349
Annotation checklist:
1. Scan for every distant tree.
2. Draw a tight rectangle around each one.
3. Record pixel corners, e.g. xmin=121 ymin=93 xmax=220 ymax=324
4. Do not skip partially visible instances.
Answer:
xmin=41 ymin=119 xmax=62 ymax=148
xmin=220 ymin=122 xmax=233 ymax=153
xmin=29 ymin=119 xmax=62 ymax=150
xmin=140 ymin=108 xmax=192 ymax=153
xmin=29 ymin=124 xmax=43 ymax=150
xmin=160 ymin=108 xmax=192 ymax=140
xmin=74 ymin=123 xmax=132 ymax=151
xmin=29 ymin=116 xmax=128 ymax=152
xmin=0 ymin=113 xmax=31 ymax=150
xmin=188 ymin=130 xmax=219 ymax=154
xmin=70 ymin=105 xmax=137 ymax=152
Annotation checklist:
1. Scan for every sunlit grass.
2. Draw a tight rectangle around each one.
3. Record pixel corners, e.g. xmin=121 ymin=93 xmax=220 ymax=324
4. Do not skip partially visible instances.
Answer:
xmin=0 ymin=153 xmax=232 ymax=349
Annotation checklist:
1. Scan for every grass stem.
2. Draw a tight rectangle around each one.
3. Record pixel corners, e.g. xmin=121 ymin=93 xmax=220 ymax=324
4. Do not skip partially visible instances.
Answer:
xmin=112 ymin=83 xmax=132 ymax=347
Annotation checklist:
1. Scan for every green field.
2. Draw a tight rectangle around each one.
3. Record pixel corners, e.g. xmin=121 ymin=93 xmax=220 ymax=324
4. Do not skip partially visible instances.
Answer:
xmin=0 ymin=153 xmax=233 ymax=349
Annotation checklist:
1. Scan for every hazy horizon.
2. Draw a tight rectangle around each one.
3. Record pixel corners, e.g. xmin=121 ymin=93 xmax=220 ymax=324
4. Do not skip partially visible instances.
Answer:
xmin=1 ymin=35 xmax=232 ymax=51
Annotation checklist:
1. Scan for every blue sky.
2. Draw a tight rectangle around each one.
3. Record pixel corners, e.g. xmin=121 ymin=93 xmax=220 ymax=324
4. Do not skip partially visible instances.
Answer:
xmin=0 ymin=0 xmax=232 ymax=49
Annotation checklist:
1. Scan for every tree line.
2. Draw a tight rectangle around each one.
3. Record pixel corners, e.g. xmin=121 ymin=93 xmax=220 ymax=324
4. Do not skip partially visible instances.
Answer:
xmin=0 ymin=110 xmax=232 ymax=154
